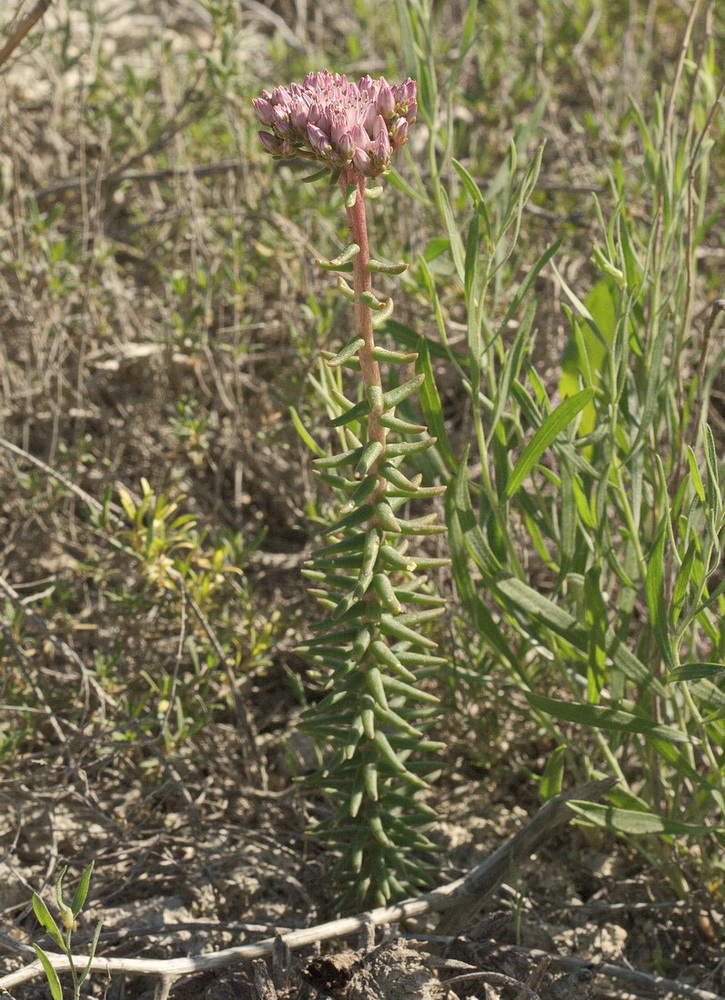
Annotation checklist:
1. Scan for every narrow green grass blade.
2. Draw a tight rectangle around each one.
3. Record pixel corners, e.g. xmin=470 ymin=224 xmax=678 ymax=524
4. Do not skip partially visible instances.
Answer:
xmin=568 ymin=802 xmax=714 ymax=836
xmin=452 ymin=158 xmax=483 ymax=205
xmin=668 ymin=662 xmax=725 ymax=682
xmin=539 ymin=745 xmax=567 ymax=799
xmin=496 ymin=577 xmax=581 ymax=635
xmin=649 ymin=737 xmax=712 ymax=786
xmin=439 ymin=187 xmax=465 ymax=283
xmin=383 ymin=319 xmax=466 ymax=364
xmin=489 ymin=299 xmax=536 ymax=440
xmin=505 ymin=389 xmax=595 ymax=498
xmin=415 ymin=339 xmax=457 ymax=472
xmin=289 ymin=406 xmax=324 ymax=456
xmin=525 ymin=692 xmax=690 ymax=742
xmin=445 ymin=465 xmax=513 ymax=665
xmin=386 ymin=166 xmax=430 ymax=205
xmin=645 ymin=517 xmax=674 ymax=670
xmin=496 ymin=240 xmax=562 ymax=337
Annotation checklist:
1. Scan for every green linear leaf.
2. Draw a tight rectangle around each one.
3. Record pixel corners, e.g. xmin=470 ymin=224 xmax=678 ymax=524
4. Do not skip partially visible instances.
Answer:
xmin=496 ymin=577 xmax=582 ymax=635
xmin=439 ymin=187 xmax=465 ymax=283
xmin=506 ymin=389 xmax=595 ymax=498
xmin=71 ymin=861 xmax=95 ymax=917
xmin=668 ymin=662 xmax=725 ymax=682
xmin=525 ymin=691 xmax=690 ymax=742
xmin=33 ymin=946 xmax=64 ymax=1000
xmin=386 ymin=165 xmax=431 ymax=206
xmin=32 ymin=894 xmax=64 ymax=949
xmin=539 ymin=745 xmax=567 ymax=800
xmin=568 ymin=801 xmax=715 ymax=836
xmin=496 ymin=240 xmax=562 ymax=338
xmin=645 ymin=517 xmax=674 ymax=669
xmin=382 ymin=320 xmax=466 ymax=364
xmin=415 ymin=338 xmax=457 ymax=472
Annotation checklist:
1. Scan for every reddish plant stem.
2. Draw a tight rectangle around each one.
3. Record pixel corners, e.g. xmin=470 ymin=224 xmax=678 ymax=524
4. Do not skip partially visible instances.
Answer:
xmin=344 ymin=180 xmax=387 ymax=463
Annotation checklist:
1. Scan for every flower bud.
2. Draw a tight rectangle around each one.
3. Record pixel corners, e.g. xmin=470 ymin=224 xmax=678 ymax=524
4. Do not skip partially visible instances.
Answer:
xmin=252 ymin=98 xmax=275 ymax=126
xmin=371 ymin=114 xmax=387 ymax=141
xmin=373 ymin=127 xmax=391 ymax=165
xmin=352 ymin=147 xmax=373 ymax=176
xmin=307 ymin=123 xmax=333 ymax=157
xmin=290 ymin=102 xmax=310 ymax=130
xmin=336 ymin=131 xmax=355 ymax=160
xmin=258 ymin=131 xmax=283 ymax=155
xmin=390 ymin=118 xmax=409 ymax=146
xmin=375 ymin=81 xmax=395 ymax=117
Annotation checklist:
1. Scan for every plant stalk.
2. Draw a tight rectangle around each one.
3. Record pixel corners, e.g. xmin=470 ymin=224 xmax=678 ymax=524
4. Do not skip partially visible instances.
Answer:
xmin=343 ymin=180 xmax=387 ymax=463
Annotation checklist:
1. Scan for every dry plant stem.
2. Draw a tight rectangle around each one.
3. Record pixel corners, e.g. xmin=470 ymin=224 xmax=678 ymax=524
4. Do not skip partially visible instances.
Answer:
xmin=0 ymin=780 xmax=616 ymax=992
xmin=456 ymin=946 xmax=725 ymax=1000
xmin=0 ymin=0 xmax=53 ymax=69
xmin=0 ymin=437 xmax=125 ymax=526
xmin=0 ymin=573 xmax=105 ymax=716
xmin=168 ymin=568 xmax=267 ymax=789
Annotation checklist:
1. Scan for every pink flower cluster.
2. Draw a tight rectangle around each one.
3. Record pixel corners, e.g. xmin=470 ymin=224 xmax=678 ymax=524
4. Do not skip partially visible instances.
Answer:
xmin=253 ymin=71 xmax=417 ymax=180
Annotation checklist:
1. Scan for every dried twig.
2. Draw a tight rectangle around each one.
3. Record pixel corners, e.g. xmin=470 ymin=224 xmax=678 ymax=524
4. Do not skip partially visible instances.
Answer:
xmin=0 ymin=0 xmax=53 ymax=70
xmin=0 ymin=437 xmax=125 ymax=526
xmin=0 ymin=779 xmax=614 ymax=991
xmin=0 ymin=573 xmax=111 ymax=717
xmin=238 ymin=0 xmax=304 ymax=51
xmin=476 ymin=945 xmax=724 ymax=1000
xmin=435 ymin=779 xmax=616 ymax=935
xmin=179 ymin=577 xmax=268 ymax=791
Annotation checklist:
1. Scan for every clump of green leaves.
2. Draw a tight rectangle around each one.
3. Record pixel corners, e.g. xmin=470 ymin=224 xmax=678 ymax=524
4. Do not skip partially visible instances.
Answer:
xmin=32 ymin=864 xmax=102 ymax=1000
xmin=393 ymin=0 xmax=725 ymax=895
xmin=298 ymin=347 xmax=449 ymax=907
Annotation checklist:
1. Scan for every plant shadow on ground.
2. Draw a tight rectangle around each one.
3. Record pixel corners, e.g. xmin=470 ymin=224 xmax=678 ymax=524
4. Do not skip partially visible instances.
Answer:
xmin=0 ymin=1 xmax=724 ymax=998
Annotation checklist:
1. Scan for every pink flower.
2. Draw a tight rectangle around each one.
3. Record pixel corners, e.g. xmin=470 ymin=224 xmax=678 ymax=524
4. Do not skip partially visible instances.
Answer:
xmin=253 ymin=71 xmax=417 ymax=181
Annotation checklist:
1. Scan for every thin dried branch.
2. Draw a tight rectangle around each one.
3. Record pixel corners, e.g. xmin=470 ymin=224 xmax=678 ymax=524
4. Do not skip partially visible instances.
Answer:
xmin=471 ymin=945 xmax=725 ymax=1000
xmin=0 ymin=573 xmax=111 ymax=718
xmin=0 ymin=437 xmax=125 ymax=526
xmin=0 ymin=0 xmax=53 ymax=70
xmin=435 ymin=779 xmax=616 ymax=935
xmin=32 ymin=159 xmax=268 ymax=205
xmin=0 ymin=779 xmax=614 ymax=991
xmin=167 ymin=568 xmax=267 ymax=790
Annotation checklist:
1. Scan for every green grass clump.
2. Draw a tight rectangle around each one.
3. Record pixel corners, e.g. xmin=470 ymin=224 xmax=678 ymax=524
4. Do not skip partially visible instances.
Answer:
xmin=390 ymin=0 xmax=725 ymax=896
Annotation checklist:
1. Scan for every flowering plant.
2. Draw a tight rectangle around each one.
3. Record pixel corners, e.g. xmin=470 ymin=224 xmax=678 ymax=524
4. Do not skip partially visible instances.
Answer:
xmin=253 ymin=71 xmax=417 ymax=180
xmin=254 ymin=71 xmax=447 ymax=907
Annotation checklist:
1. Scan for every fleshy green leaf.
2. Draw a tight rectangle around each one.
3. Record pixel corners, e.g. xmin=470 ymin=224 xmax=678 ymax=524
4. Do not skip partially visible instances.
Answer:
xmin=382 ymin=374 xmax=426 ymax=409
xmin=289 ymin=407 xmax=324 ymax=456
